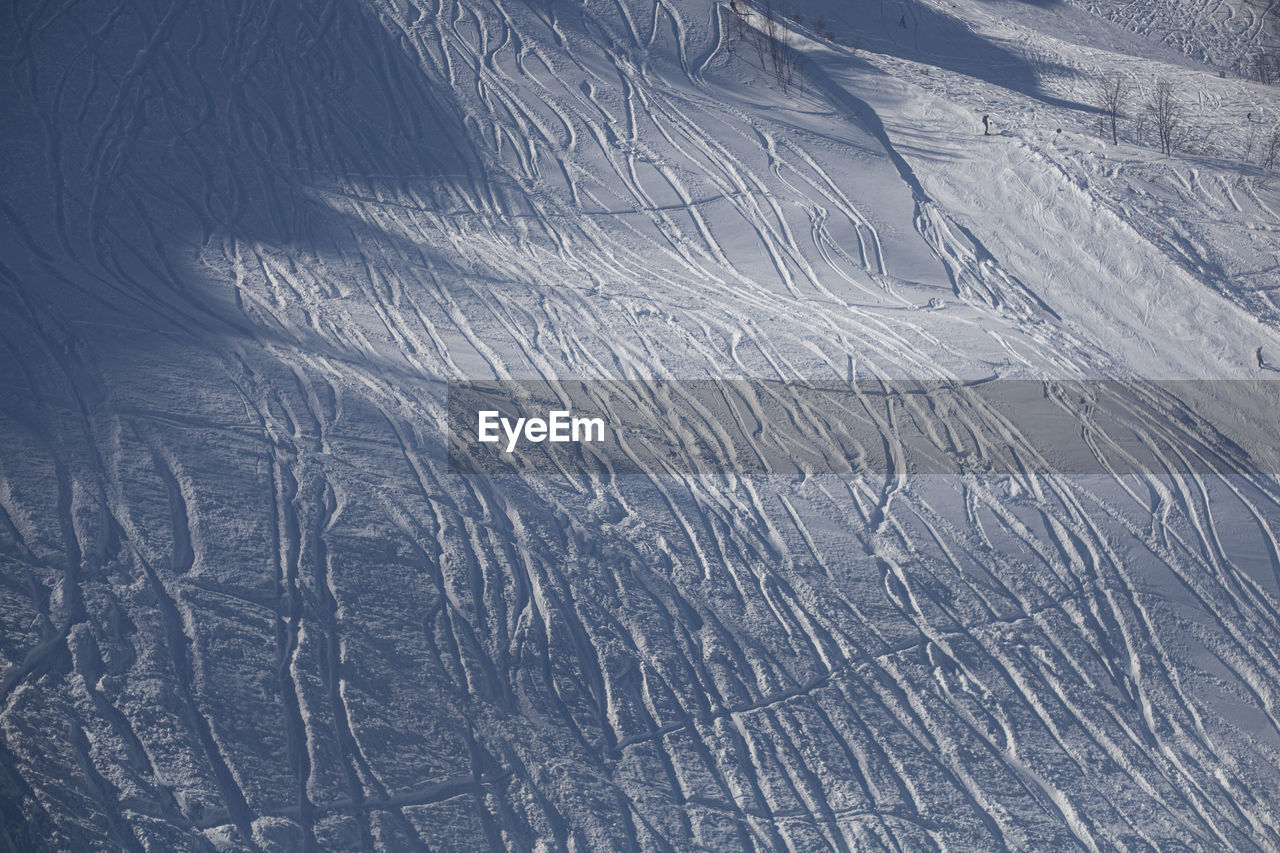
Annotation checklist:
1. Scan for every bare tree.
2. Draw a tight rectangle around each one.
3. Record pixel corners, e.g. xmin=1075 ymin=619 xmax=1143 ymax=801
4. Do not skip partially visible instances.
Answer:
xmin=1264 ymin=126 xmax=1280 ymax=170
xmin=754 ymin=0 xmax=799 ymax=92
xmin=1253 ymin=49 xmax=1275 ymax=85
xmin=728 ymin=0 xmax=802 ymax=92
xmin=1095 ymin=73 xmax=1127 ymax=144
xmin=726 ymin=0 xmax=757 ymax=56
xmin=1147 ymin=79 xmax=1183 ymax=155
xmin=748 ymin=1 xmax=769 ymax=71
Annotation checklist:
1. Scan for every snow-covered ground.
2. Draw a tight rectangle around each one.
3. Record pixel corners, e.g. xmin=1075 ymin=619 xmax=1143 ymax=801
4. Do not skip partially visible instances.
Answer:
xmin=3 ymin=0 xmax=1280 ymax=848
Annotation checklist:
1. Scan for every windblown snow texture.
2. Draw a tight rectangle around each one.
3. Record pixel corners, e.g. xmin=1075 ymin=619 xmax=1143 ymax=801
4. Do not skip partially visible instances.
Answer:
xmin=3 ymin=0 xmax=1280 ymax=849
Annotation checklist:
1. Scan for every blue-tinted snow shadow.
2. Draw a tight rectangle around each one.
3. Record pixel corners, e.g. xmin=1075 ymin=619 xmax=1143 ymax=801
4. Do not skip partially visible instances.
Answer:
xmin=0 ymin=0 xmax=520 ymax=388
xmin=784 ymin=0 xmax=1093 ymax=113
xmin=0 ymin=1 xmax=589 ymax=845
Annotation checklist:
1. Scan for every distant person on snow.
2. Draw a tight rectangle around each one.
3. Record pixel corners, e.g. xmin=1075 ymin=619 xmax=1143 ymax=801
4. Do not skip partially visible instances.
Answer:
xmin=899 ymin=15 xmax=907 ymax=28
xmin=982 ymin=114 xmax=990 ymax=135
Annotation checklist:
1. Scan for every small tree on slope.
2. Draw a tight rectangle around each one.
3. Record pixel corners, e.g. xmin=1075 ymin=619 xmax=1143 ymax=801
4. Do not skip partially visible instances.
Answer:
xmin=1095 ymin=74 xmax=1127 ymax=144
xmin=1147 ymin=79 xmax=1183 ymax=156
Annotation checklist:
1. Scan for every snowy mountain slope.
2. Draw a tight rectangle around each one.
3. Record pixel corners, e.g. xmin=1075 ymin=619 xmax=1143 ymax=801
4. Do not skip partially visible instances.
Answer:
xmin=1053 ymin=0 xmax=1275 ymax=72
xmin=3 ymin=0 xmax=1280 ymax=849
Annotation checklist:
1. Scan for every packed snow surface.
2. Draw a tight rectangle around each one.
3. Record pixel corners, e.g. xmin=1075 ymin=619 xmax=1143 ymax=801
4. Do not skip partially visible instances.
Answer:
xmin=3 ymin=0 xmax=1280 ymax=848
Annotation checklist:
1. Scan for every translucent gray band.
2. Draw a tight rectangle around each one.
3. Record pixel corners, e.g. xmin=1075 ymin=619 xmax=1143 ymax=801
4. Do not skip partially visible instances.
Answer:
xmin=447 ymin=380 xmax=1280 ymax=478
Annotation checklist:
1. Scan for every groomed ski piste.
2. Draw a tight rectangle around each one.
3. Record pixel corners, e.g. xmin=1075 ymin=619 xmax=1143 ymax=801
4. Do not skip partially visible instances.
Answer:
xmin=3 ymin=0 xmax=1280 ymax=848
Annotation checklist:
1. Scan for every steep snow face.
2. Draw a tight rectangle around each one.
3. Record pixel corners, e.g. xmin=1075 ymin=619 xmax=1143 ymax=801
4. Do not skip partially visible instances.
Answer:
xmin=3 ymin=0 xmax=1280 ymax=849
xmin=1054 ymin=0 xmax=1275 ymax=71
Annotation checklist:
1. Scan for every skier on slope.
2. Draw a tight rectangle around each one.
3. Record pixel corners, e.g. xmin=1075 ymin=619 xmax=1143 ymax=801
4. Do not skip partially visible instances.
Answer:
xmin=982 ymin=114 xmax=991 ymax=135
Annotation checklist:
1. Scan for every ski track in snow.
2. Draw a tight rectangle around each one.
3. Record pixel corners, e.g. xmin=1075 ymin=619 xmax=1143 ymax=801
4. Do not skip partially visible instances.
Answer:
xmin=2 ymin=0 xmax=1280 ymax=849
